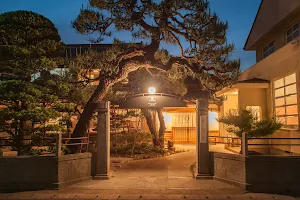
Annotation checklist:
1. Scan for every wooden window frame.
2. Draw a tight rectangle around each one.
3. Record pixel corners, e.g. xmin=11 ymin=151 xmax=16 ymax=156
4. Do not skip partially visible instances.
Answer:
xmin=273 ymin=73 xmax=299 ymax=130
xmin=262 ymin=41 xmax=275 ymax=58
xmin=286 ymin=22 xmax=300 ymax=43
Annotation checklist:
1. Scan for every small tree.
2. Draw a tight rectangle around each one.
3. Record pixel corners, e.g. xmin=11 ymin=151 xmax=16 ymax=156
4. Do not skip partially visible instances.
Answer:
xmin=218 ymin=108 xmax=283 ymax=138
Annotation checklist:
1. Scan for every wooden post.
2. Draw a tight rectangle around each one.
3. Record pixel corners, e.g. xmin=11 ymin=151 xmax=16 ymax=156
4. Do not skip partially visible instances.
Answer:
xmin=56 ymin=132 xmax=62 ymax=157
xmin=242 ymin=132 xmax=248 ymax=156
xmin=196 ymin=99 xmax=211 ymax=179
xmin=94 ymin=101 xmax=110 ymax=180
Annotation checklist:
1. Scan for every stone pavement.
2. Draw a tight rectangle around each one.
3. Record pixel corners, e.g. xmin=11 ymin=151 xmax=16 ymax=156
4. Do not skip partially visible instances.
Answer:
xmin=67 ymin=147 xmax=235 ymax=191
xmin=0 ymin=147 xmax=299 ymax=200
xmin=1 ymin=188 xmax=299 ymax=200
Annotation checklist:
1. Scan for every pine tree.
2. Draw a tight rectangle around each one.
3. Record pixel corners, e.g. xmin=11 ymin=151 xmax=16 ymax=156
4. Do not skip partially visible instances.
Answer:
xmin=0 ymin=11 xmax=71 ymax=155
xmin=71 ymin=0 xmax=240 ymax=141
xmin=218 ymin=108 xmax=283 ymax=138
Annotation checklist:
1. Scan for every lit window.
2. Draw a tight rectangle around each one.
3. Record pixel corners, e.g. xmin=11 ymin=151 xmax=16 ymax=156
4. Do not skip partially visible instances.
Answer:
xmin=287 ymin=23 xmax=299 ymax=43
xmin=274 ymin=73 xmax=298 ymax=129
xmin=163 ymin=112 xmax=173 ymax=131
xmin=263 ymin=41 xmax=275 ymax=58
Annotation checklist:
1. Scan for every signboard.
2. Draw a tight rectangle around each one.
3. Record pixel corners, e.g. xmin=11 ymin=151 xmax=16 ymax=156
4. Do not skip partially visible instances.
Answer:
xmin=200 ymin=116 xmax=208 ymax=143
xmin=118 ymin=93 xmax=186 ymax=108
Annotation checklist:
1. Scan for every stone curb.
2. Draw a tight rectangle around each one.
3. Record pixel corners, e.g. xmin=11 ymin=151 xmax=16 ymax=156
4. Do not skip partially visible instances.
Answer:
xmin=0 ymin=194 xmax=299 ymax=200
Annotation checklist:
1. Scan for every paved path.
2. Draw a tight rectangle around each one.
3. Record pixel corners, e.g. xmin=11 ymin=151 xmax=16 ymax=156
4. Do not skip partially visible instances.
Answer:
xmin=66 ymin=148 xmax=237 ymax=192
xmin=1 ymin=148 xmax=299 ymax=199
xmin=67 ymin=145 xmax=235 ymax=191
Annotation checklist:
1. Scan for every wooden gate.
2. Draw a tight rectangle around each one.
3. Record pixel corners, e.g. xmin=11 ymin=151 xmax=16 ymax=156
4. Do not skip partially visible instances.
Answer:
xmin=172 ymin=127 xmax=196 ymax=144
xmin=169 ymin=128 xmax=220 ymax=144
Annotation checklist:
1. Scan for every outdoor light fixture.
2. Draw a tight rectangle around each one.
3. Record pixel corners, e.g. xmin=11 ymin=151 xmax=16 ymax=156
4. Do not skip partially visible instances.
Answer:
xmin=148 ymin=87 xmax=156 ymax=94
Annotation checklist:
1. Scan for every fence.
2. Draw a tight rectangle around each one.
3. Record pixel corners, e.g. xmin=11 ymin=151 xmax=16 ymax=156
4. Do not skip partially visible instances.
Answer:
xmin=172 ymin=127 xmax=196 ymax=143
xmin=209 ymin=134 xmax=300 ymax=156
xmin=209 ymin=135 xmax=241 ymax=146
xmin=170 ymin=127 xmax=220 ymax=144
xmin=0 ymin=133 xmax=89 ymax=157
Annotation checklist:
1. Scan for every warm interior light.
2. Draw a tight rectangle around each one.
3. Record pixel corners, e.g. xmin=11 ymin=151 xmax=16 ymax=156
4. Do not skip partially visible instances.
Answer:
xmin=163 ymin=112 xmax=172 ymax=131
xmin=148 ymin=87 xmax=156 ymax=94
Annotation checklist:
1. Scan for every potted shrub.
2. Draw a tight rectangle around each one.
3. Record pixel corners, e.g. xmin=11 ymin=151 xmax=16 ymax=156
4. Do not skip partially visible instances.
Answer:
xmin=218 ymin=108 xmax=283 ymax=154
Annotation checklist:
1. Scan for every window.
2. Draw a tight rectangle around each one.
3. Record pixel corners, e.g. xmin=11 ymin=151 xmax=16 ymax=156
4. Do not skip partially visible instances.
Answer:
xmin=263 ymin=41 xmax=275 ymax=58
xmin=274 ymin=73 xmax=299 ymax=129
xmin=287 ymin=23 xmax=299 ymax=43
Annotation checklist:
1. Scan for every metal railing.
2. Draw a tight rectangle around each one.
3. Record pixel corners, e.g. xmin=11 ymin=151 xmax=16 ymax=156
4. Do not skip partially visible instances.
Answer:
xmin=209 ymin=136 xmax=300 ymax=145
xmin=208 ymin=135 xmax=300 ymax=156
xmin=0 ymin=133 xmax=89 ymax=157
xmin=209 ymin=136 xmax=241 ymax=145
xmin=248 ymin=137 xmax=300 ymax=146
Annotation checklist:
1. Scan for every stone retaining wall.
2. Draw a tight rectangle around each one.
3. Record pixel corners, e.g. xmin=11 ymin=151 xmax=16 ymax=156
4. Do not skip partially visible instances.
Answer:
xmin=57 ymin=153 xmax=92 ymax=188
xmin=211 ymin=152 xmax=300 ymax=193
xmin=212 ymin=153 xmax=247 ymax=188
xmin=246 ymin=155 xmax=300 ymax=192
xmin=0 ymin=153 xmax=92 ymax=191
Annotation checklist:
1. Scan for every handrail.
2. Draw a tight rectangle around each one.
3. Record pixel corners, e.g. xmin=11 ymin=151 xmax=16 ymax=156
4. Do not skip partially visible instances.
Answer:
xmin=249 ymin=137 xmax=300 ymax=140
xmin=1 ymin=138 xmax=55 ymax=141
xmin=209 ymin=136 xmax=300 ymax=140
xmin=0 ymin=136 xmax=89 ymax=156
xmin=0 ymin=137 xmax=88 ymax=141
xmin=63 ymin=142 xmax=89 ymax=146
xmin=209 ymin=136 xmax=240 ymax=139
xmin=62 ymin=137 xmax=89 ymax=140
xmin=248 ymin=144 xmax=300 ymax=146
xmin=208 ymin=136 xmax=300 ymax=146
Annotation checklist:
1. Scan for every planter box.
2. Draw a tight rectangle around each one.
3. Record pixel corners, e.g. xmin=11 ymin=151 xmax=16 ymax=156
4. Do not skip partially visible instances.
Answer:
xmin=211 ymin=152 xmax=300 ymax=193
xmin=0 ymin=153 xmax=92 ymax=191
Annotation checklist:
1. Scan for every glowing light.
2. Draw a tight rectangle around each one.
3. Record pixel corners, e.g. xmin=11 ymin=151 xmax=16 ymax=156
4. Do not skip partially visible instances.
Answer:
xmin=209 ymin=112 xmax=219 ymax=131
xmin=148 ymin=87 xmax=156 ymax=94
xmin=163 ymin=112 xmax=173 ymax=131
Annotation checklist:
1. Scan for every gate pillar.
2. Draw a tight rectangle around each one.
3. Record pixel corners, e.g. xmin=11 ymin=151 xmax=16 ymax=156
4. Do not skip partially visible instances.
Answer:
xmin=196 ymin=99 xmax=211 ymax=179
xmin=94 ymin=101 xmax=110 ymax=180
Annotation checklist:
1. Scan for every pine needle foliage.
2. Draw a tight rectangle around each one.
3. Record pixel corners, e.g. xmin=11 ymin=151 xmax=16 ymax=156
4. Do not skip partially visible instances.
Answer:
xmin=0 ymin=11 xmax=73 ymax=155
xmin=71 ymin=0 xmax=241 ymax=139
xmin=218 ymin=108 xmax=283 ymax=138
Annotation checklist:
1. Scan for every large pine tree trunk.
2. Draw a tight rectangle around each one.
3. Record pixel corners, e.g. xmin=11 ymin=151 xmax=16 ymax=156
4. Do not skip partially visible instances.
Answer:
xmin=17 ymin=120 xmax=29 ymax=155
xmin=156 ymin=108 xmax=166 ymax=147
xmin=141 ymin=108 xmax=159 ymax=146
xmin=71 ymin=80 xmax=110 ymax=152
xmin=16 ymin=122 xmax=24 ymax=156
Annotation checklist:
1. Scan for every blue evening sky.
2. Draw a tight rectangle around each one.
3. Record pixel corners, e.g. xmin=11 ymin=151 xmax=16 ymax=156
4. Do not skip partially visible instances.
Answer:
xmin=0 ymin=0 xmax=261 ymax=71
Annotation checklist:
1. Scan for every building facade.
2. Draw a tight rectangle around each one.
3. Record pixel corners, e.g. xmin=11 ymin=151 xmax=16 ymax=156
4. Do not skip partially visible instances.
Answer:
xmin=217 ymin=0 xmax=300 ymax=155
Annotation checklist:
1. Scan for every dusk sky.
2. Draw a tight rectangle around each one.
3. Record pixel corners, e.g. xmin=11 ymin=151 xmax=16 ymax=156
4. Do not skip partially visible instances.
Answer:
xmin=0 ymin=0 xmax=261 ymax=71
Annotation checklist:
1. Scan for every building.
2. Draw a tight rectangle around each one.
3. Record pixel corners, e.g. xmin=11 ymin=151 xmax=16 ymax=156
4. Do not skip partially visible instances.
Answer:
xmin=217 ymin=0 xmax=300 ymax=155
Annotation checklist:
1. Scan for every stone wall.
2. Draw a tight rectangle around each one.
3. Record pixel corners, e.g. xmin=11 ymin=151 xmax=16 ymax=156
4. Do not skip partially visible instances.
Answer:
xmin=0 ymin=155 xmax=58 ymax=191
xmin=57 ymin=153 xmax=92 ymax=188
xmin=212 ymin=153 xmax=247 ymax=188
xmin=211 ymin=152 xmax=300 ymax=193
xmin=246 ymin=155 xmax=300 ymax=193
xmin=0 ymin=153 xmax=91 ymax=191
